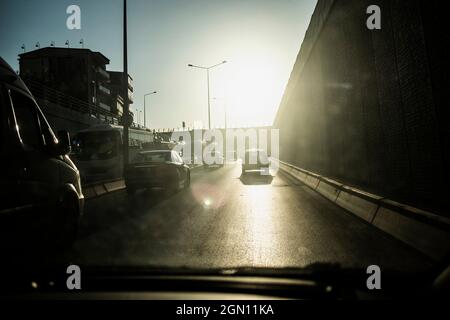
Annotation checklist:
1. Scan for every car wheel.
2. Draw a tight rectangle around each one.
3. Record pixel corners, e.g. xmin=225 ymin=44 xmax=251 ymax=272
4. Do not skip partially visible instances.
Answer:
xmin=52 ymin=196 xmax=80 ymax=251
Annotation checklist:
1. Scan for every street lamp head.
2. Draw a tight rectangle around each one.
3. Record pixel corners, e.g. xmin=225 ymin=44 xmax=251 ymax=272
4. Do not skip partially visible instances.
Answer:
xmin=145 ymin=91 xmax=157 ymax=97
xmin=188 ymin=64 xmax=193 ymax=67
xmin=222 ymin=60 xmax=227 ymax=64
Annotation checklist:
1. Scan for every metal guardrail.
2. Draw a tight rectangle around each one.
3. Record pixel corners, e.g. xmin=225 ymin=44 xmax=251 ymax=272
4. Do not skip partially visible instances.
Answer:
xmin=24 ymin=78 xmax=120 ymax=121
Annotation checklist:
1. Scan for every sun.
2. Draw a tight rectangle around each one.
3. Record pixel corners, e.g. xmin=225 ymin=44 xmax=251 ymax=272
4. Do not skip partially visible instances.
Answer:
xmin=218 ymin=54 xmax=287 ymax=128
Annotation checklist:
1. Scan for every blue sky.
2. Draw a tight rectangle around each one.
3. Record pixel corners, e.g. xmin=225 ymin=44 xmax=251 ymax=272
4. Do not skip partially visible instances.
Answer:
xmin=0 ymin=0 xmax=316 ymax=129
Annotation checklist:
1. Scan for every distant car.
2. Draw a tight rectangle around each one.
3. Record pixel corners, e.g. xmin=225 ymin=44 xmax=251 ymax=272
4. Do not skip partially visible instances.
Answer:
xmin=204 ymin=150 xmax=224 ymax=168
xmin=0 ymin=57 xmax=84 ymax=250
xmin=125 ymin=150 xmax=190 ymax=194
xmin=241 ymin=149 xmax=270 ymax=175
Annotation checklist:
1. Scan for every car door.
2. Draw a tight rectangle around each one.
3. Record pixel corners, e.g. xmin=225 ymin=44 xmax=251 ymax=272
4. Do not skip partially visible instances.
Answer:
xmin=7 ymin=86 xmax=60 ymax=232
xmin=0 ymin=85 xmax=23 ymax=237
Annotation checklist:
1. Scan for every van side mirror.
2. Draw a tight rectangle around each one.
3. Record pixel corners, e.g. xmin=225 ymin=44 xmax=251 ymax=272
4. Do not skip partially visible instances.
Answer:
xmin=57 ymin=130 xmax=71 ymax=155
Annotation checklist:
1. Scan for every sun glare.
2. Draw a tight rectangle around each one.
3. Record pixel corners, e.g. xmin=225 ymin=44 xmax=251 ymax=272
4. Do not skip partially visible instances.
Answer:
xmin=220 ymin=54 xmax=287 ymax=128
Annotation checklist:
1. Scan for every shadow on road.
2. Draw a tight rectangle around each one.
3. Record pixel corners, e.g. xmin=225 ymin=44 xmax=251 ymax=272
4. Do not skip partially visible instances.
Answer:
xmin=239 ymin=173 xmax=273 ymax=185
xmin=77 ymin=188 xmax=173 ymax=240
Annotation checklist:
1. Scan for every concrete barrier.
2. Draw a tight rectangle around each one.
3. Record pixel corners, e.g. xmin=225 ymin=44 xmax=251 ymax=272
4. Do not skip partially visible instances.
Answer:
xmin=82 ymin=164 xmax=203 ymax=200
xmin=304 ymin=175 xmax=320 ymax=190
xmin=93 ymin=184 xmax=108 ymax=197
xmin=104 ymin=180 xmax=126 ymax=193
xmin=335 ymin=188 xmax=380 ymax=223
xmin=280 ymin=162 xmax=308 ymax=183
xmin=373 ymin=201 xmax=450 ymax=262
xmin=190 ymin=164 xmax=205 ymax=171
xmin=83 ymin=179 xmax=126 ymax=200
xmin=293 ymin=170 xmax=308 ymax=183
xmin=316 ymin=179 xmax=341 ymax=202
xmin=82 ymin=186 xmax=97 ymax=199
xmin=279 ymin=160 xmax=450 ymax=262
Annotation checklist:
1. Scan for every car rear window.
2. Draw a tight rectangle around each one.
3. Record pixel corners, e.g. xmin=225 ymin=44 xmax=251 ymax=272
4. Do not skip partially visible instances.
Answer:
xmin=244 ymin=150 xmax=268 ymax=163
xmin=134 ymin=151 xmax=171 ymax=163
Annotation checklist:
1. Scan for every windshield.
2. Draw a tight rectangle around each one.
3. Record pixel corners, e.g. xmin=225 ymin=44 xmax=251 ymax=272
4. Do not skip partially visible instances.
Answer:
xmin=1 ymin=0 xmax=448 ymax=300
xmin=72 ymin=131 xmax=118 ymax=161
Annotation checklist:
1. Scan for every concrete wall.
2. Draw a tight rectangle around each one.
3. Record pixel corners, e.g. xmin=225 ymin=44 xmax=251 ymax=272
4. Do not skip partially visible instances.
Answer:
xmin=274 ymin=0 xmax=450 ymax=216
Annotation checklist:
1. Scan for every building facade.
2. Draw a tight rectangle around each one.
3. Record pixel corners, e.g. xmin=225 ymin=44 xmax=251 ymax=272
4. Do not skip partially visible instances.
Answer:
xmin=19 ymin=47 xmax=112 ymax=113
xmin=108 ymin=71 xmax=134 ymax=122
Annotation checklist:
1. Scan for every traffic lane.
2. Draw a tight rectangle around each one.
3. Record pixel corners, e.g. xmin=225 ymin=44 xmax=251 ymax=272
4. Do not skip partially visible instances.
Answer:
xmin=76 ymin=167 xmax=206 ymax=239
xmin=65 ymin=163 xmax=431 ymax=272
xmin=58 ymin=165 xmax=235 ymax=265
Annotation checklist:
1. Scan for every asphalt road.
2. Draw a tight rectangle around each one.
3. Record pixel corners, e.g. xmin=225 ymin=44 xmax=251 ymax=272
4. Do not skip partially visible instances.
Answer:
xmin=61 ymin=163 xmax=431 ymax=272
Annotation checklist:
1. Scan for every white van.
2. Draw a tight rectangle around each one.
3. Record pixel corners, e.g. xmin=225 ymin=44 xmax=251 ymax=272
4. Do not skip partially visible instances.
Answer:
xmin=0 ymin=57 xmax=84 ymax=250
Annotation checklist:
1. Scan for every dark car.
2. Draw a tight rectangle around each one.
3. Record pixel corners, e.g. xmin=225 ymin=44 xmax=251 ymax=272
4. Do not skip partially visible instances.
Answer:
xmin=0 ymin=57 xmax=84 ymax=250
xmin=125 ymin=150 xmax=190 ymax=194
xmin=241 ymin=149 xmax=270 ymax=175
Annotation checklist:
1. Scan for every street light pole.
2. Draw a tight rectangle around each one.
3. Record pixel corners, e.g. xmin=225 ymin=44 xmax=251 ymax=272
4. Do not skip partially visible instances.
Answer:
xmin=144 ymin=91 xmax=157 ymax=129
xmin=212 ymin=97 xmax=227 ymax=129
xmin=224 ymin=100 xmax=227 ymax=129
xmin=188 ymin=60 xmax=227 ymax=129
xmin=207 ymin=69 xmax=210 ymax=130
xmin=123 ymin=0 xmax=130 ymax=169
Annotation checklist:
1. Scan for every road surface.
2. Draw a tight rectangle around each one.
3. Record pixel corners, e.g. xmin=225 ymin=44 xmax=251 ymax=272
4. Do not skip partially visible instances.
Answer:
xmin=50 ymin=162 xmax=432 ymax=272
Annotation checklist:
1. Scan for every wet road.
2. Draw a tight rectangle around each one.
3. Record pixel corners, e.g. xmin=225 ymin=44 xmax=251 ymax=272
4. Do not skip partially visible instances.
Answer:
xmin=65 ymin=163 xmax=431 ymax=271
